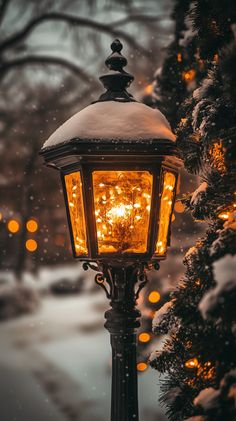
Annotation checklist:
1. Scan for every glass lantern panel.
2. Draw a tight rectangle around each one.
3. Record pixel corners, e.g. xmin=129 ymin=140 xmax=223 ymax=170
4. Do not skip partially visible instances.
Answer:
xmin=92 ymin=171 xmax=153 ymax=254
xmin=155 ymin=171 xmax=176 ymax=255
xmin=64 ymin=172 xmax=88 ymax=256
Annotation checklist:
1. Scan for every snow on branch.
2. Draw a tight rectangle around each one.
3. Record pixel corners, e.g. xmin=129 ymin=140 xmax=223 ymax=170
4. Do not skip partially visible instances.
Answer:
xmin=199 ymin=254 xmax=236 ymax=320
xmin=152 ymin=301 xmax=173 ymax=330
xmin=190 ymin=182 xmax=208 ymax=205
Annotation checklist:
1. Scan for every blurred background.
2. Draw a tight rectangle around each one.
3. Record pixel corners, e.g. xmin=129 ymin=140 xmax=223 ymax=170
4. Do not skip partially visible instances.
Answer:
xmin=0 ymin=0 xmax=205 ymax=420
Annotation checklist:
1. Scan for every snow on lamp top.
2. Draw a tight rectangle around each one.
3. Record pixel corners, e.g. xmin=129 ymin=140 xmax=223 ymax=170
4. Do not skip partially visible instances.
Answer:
xmin=42 ymin=39 xmax=176 ymax=150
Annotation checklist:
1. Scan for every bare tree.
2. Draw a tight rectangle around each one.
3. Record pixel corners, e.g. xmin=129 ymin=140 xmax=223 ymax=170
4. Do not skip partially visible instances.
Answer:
xmin=0 ymin=0 xmax=167 ymax=84
xmin=0 ymin=0 xmax=173 ymax=278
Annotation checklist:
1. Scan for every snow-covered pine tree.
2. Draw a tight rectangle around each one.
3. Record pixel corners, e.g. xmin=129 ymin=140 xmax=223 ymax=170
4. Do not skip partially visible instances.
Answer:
xmin=152 ymin=0 xmax=207 ymax=129
xmin=150 ymin=1 xmax=236 ymax=420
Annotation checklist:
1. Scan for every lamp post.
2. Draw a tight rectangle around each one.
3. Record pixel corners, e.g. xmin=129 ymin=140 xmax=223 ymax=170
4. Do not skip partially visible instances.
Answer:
xmin=40 ymin=39 xmax=182 ymax=421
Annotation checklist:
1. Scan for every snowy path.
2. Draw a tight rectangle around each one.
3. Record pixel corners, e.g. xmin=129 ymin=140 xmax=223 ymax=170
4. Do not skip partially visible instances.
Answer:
xmin=0 ymin=293 xmax=167 ymax=421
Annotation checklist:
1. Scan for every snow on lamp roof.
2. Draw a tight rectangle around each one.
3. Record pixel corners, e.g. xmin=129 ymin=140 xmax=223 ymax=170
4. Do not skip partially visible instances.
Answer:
xmin=43 ymin=101 xmax=176 ymax=149
xmin=42 ymin=39 xmax=176 ymax=150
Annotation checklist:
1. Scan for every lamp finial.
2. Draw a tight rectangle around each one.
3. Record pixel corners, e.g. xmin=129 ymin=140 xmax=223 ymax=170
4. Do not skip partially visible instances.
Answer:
xmin=96 ymin=39 xmax=136 ymax=103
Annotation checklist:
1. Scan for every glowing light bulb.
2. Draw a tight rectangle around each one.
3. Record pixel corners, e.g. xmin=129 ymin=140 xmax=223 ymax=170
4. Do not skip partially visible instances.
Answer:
xmin=108 ymin=204 xmax=128 ymax=219
xmin=139 ymin=332 xmax=151 ymax=343
xmin=148 ymin=291 xmax=161 ymax=303
xmin=7 ymin=219 xmax=20 ymax=233
xmin=26 ymin=219 xmax=38 ymax=233
xmin=144 ymin=84 xmax=153 ymax=94
xmin=182 ymin=69 xmax=196 ymax=82
xmin=218 ymin=212 xmax=229 ymax=220
xmin=174 ymin=201 xmax=185 ymax=213
xmin=137 ymin=362 xmax=148 ymax=372
xmin=185 ymin=358 xmax=199 ymax=369
xmin=177 ymin=52 xmax=182 ymax=62
xmin=26 ymin=239 xmax=37 ymax=252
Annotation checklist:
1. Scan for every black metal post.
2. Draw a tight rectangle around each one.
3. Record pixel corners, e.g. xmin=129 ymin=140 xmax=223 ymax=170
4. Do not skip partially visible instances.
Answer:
xmin=104 ymin=266 xmax=140 ymax=421
xmin=83 ymin=262 xmax=150 ymax=421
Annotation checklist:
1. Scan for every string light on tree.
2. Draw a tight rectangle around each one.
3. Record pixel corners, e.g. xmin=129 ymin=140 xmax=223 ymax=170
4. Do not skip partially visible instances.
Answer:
xmin=144 ymin=84 xmax=153 ymax=94
xmin=185 ymin=358 xmax=199 ymax=369
xmin=182 ymin=69 xmax=196 ymax=82
xmin=177 ymin=53 xmax=182 ymax=62
xmin=218 ymin=204 xmax=236 ymax=221
xmin=209 ymin=141 xmax=226 ymax=173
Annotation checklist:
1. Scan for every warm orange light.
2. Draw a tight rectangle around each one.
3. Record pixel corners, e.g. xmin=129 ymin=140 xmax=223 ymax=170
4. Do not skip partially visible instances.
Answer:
xmin=7 ymin=219 xmax=20 ymax=233
xmin=26 ymin=239 xmax=37 ymax=252
xmin=64 ymin=172 xmax=88 ymax=256
xmin=139 ymin=332 xmax=151 ymax=343
xmin=177 ymin=53 xmax=182 ymax=62
xmin=148 ymin=291 xmax=161 ymax=303
xmin=26 ymin=219 xmax=38 ymax=233
xmin=92 ymin=171 xmax=153 ymax=254
xmin=185 ymin=358 xmax=199 ymax=369
xmin=197 ymin=361 xmax=215 ymax=380
xmin=174 ymin=201 xmax=185 ymax=213
xmin=218 ymin=212 xmax=229 ymax=220
xmin=209 ymin=141 xmax=226 ymax=173
xmin=155 ymin=172 xmax=176 ymax=255
xmin=137 ymin=362 xmax=148 ymax=372
xmin=0 ymin=212 xmax=2 ymax=221
xmin=144 ymin=84 xmax=153 ymax=94
xmin=182 ymin=69 xmax=196 ymax=82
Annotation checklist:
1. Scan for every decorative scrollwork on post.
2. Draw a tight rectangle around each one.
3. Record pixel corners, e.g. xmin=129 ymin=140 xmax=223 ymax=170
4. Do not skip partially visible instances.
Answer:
xmin=82 ymin=259 xmax=160 ymax=303
xmin=82 ymin=260 xmax=112 ymax=299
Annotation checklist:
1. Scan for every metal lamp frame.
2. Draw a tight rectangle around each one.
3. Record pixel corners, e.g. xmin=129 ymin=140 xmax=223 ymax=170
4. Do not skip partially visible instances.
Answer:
xmin=40 ymin=39 xmax=183 ymax=421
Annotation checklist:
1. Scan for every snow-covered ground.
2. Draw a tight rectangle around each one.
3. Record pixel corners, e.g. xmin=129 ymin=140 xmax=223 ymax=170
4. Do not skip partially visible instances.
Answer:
xmin=0 ymin=291 xmax=167 ymax=421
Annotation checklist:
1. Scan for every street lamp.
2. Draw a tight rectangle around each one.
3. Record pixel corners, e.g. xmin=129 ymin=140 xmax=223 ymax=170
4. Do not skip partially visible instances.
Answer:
xmin=40 ymin=39 xmax=182 ymax=421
